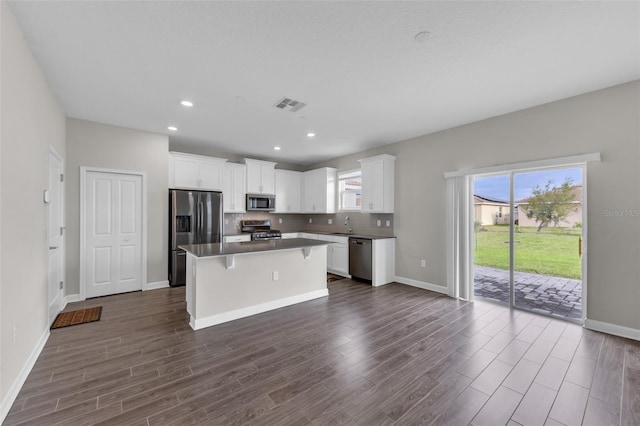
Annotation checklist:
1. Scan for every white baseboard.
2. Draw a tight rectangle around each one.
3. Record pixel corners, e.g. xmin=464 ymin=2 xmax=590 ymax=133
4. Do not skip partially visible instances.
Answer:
xmin=143 ymin=280 xmax=170 ymax=291
xmin=190 ymin=289 xmax=329 ymax=330
xmin=395 ymin=276 xmax=449 ymax=295
xmin=0 ymin=327 xmax=50 ymax=423
xmin=65 ymin=294 xmax=83 ymax=303
xmin=585 ymin=319 xmax=640 ymax=341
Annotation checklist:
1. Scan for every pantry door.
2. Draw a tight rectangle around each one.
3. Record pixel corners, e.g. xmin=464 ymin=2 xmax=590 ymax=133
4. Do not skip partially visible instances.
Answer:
xmin=48 ymin=148 xmax=65 ymax=324
xmin=82 ymin=168 xmax=146 ymax=298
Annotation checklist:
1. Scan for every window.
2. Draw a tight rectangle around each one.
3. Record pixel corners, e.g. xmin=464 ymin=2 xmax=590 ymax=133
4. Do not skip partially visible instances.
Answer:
xmin=338 ymin=170 xmax=362 ymax=211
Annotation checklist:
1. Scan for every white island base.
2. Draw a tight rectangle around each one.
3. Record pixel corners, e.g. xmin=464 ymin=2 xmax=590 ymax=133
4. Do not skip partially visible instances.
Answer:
xmin=184 ymin=242 xmax=329 ymax=330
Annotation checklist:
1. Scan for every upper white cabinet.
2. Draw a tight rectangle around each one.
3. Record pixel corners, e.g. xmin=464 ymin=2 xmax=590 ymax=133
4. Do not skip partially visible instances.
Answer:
xmin=244 ymin=158 xmax=277 ymax=194
xmin=359 ymin=154 xmax=395 ymax=213
xmin=303 ymin=167 xmax=337 ymax=214
xmin=223 ymin=163 xmax=247 ymax=213
xmin=275 ymin=170 xmax=303 ymax=213
xmin=169 ymin=152 xmax=227 ymax=191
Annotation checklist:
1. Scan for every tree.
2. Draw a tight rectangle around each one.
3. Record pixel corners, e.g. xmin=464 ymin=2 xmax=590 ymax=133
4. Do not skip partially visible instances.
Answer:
xmin=520 ymin=178 xmax=576 ymax=232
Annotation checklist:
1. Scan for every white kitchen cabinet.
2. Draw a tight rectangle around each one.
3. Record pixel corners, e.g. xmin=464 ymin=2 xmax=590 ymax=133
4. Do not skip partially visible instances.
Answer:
xmin=322 ymin=235 xmax=349 ymax=276
xmin=280 ymin=233 xmax=301 ymax=239
xmin=303 ymin=167 xmax=337 ymax=213
xmin=223 ymin=234 xmax=251 ymax=243
xmin=371 ymin=238 xmax=396 ymax=286
xmin=275 ymin=170 xmax=302 ymax=213
xmin=223 ymin=163 xmax=246 ymax=213
xmin=169 ymin=152 xmax=227 ymax=191
xmin=244 ymin=158 xmax=277 ymax=194
xmin=359 ymin=154 xmax=395 ymax=213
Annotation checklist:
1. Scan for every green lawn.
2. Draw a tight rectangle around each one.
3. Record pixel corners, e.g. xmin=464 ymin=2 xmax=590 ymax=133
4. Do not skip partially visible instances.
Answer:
xmin=474 ymin=225 xmax=582 ymax=279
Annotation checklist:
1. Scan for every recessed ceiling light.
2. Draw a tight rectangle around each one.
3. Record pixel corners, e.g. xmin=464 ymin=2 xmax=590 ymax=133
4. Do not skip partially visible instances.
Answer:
xmin=180 ymin=100 xmax=194 ymax=107
xmin=168 ymin=126 xmax=178 ymax=131
xmin=273 ymin=146 xmax=281 ymax=151
xmin=414 ymin=31 xmax=431 ymax=43
xmin=306 ymin=132 xmax=316 ymax=138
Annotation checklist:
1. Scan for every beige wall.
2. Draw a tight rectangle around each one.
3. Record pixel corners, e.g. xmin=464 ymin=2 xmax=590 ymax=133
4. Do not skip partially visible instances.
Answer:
xmin=311 ymin=81 xmax=640 ymax=331
xmin=0 ymin=1 xmax=66 ymax=405
xmin=65 ymin=119 xmax=169 ymax=295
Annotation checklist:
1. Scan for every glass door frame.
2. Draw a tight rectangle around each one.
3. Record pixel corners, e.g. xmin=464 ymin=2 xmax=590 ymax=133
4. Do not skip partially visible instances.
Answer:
xmin=471 ymin=164 xmax=587 ymax=324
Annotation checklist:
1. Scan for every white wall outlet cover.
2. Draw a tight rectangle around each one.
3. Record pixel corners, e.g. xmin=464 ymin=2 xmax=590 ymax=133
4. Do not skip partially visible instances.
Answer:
xmin=279 ymin=218 xmax=283 ymax=224
xmin=224 ymin=218 xmax=229 ymax=225
xmin=386 ymin=220 xmax=391 ymax=227
xmin=309 ymin=218 xmax=313 ymax=223
xmin=328 ymin=219 xmax=332 ymax=224
xmin=420 ymin=259 xmax=426 ymax=268
xmin=377 ymin=220 xmax=381 ymax=226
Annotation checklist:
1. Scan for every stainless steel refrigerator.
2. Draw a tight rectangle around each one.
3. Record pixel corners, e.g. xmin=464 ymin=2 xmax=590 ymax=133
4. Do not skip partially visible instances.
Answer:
xmin=169 ymin=189 xmax=223 ymax=286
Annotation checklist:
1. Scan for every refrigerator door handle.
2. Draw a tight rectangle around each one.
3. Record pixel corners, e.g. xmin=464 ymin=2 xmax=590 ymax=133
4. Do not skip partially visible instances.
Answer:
xmin=197 ymin=200 xmax=203 ymax=243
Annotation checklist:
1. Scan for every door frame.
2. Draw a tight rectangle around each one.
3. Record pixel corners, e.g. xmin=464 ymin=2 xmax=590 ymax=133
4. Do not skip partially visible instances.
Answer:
xmin=48 ymin=146 xmax=65 ymax=324
xmin=79 ymin=167 xmax=147 ymax=300
xmin=471 ymin=163 xmax=589 ymax=323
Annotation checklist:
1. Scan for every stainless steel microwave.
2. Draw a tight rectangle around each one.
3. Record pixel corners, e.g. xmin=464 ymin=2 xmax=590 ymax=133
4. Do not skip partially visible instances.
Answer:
xmin=246 ymin=194 xmax=276 ymax=211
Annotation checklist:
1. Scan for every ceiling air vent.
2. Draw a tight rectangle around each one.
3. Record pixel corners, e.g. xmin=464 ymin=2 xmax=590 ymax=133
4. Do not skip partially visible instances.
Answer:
xmin=274 ymin=97 xmax=306 ymax=113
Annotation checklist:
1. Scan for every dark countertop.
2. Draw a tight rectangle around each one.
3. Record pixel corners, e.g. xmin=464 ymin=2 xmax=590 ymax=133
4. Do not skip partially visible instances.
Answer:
xmin=283 ymin=231 xmax=396 ymax=240
xmin=180 ymin=238 xmax=332 ymax=258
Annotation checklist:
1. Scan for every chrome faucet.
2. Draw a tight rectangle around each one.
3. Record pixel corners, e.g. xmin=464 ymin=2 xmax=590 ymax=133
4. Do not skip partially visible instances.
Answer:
xmin=344 ymin=216 xmax=353 ymax=234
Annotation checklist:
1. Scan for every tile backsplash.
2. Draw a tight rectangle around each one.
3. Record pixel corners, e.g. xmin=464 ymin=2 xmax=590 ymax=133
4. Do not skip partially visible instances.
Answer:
xmin=224 ymin=211 xmax=394 ymax=237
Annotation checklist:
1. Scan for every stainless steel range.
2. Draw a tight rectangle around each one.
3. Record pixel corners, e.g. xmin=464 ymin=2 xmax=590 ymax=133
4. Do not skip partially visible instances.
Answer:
xmin=241 ymin=219 xmax=282 ymax=241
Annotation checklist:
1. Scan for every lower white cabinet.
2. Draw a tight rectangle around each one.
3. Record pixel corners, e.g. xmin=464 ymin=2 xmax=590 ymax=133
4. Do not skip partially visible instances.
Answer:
xmin=223 ymin=235 xmax=251 ymax=243
xmin=371 ymin=238 xmax=396 ymax=287
xmin=315 ymin=234 xmax=349 ymax=276
xmin=328 ymin=240 xmax=349 ymax=276
xmin=281 ymin=233 xmax=300 ymax=239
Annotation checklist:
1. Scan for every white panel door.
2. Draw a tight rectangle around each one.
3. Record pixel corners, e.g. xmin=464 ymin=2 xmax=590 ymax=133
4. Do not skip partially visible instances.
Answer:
xmin=48 ymin=149 xmax=64 ymax=324
xmin=85 ymin=171 xmax=143 ymax=298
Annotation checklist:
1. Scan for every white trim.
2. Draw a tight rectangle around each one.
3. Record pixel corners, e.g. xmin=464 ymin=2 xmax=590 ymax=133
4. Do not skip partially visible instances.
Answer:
xmin=0 ymin=327 xmax=50 ymax=423
xmin=189 ymin=289 xmax=329 ymax=330
xmin=444 ymin=152 xmax=601 ymax=178
xmin=585 ymin=319 xmax=640 ymax=342
xmin=395 ymin=276 xmax=449 ymax=295
xmin=143 ymin=280 xmax=170 ymax=291
xmin=80 ymin=167 xmax=147 ymax=300
xmin=65 ymin=294 xmax=83 ymax=303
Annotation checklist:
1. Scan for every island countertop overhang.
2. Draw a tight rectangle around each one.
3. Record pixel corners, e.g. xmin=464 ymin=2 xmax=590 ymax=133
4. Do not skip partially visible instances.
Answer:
xmin=180 ymin=237 xmax=332 ymax=258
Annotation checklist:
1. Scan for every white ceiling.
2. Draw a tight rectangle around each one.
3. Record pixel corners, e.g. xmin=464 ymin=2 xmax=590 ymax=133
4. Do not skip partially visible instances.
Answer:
xmin=8 ymin=1 xmax=640 ymax=165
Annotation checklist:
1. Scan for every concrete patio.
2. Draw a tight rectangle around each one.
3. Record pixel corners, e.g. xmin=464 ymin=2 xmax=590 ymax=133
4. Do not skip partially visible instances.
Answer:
xmin=474 ymin=265 xmax=582 ymax=321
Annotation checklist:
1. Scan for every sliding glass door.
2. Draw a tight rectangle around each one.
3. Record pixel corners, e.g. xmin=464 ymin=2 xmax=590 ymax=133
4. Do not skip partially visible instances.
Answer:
xmin=473 ymin=167 xmax=584 ymax=321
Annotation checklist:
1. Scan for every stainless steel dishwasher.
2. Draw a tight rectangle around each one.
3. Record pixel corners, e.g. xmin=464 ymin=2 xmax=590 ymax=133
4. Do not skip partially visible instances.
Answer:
xmin=349 ymin=237 xmax=372 ymax=281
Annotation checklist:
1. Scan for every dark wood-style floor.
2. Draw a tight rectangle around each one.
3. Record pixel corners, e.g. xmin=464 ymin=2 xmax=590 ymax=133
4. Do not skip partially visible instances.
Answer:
xmin=5 ymin=279 xmax=640 ymax=425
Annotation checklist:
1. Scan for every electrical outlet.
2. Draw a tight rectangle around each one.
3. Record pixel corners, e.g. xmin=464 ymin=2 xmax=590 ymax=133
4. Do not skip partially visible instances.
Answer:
xmin=420 ymin=259 xmax=426 ymax=268
xmin=278 ymin=218 xmax=283 ymax=224
xmin=309 ymin=218 xmax=313 ymax=224
xmin=224 ymin=218 xmax=229 ymax=225
xmin=377 ymin=220 xmax=381 ymax=227
xmin=272 ymin=271 xmax=279 ymax=281
xmin=328 ymin=219 xmax=332 ymax=224
xmin=386 ymin=220 xmax=391 ymax=227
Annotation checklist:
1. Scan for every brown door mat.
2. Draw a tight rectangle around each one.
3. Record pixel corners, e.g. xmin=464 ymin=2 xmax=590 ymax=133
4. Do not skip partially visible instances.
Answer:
xmin=51 ymin=306 xmax=103 ymax=330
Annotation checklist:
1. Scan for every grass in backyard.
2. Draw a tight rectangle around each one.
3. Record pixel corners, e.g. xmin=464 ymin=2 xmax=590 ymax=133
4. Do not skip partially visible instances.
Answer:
xmin=474 ymin=225 xmax=582 ymax=279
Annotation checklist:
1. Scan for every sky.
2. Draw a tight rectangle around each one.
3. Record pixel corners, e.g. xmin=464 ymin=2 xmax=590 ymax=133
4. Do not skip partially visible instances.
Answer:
xmin=474 ymin=168 xmax=583 ymax=201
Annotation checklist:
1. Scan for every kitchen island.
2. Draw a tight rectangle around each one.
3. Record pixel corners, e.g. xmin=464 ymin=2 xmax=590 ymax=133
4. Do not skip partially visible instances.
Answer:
xmin=180 ymin=238 xmax=331 ymax=330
